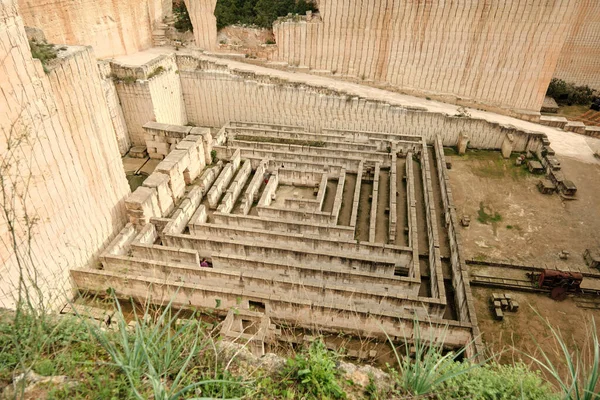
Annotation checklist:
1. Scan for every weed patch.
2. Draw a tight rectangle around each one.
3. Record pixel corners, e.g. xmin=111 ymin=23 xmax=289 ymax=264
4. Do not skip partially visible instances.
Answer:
xmin=477 ymin=202 xmax=502 ymax=224
xmin=29 ymin=39 xmax=58 ymax=73
xmin=281 ymin=340 xmax=345 ymax=399
xmin=147 ymin=66 xmax=165 ymax=79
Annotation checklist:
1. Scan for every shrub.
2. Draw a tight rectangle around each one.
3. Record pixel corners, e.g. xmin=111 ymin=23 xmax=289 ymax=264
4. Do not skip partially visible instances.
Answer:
xmin=282 ymin=339 xmax=346 ymax=399
xmin=215 ymin=0 xmax=318 ymax=29
xmin=147 ymin=66 xmax=165 ymax=79
xmin=29 ymin=39 xmax=58 ymax=73
xmin=173 ymin=1 xmax=193 ymax=32
xmin=440 ymin=362 xmax=559 ymax=400
xmin=546 ymin=78 xmax=598 ymax=106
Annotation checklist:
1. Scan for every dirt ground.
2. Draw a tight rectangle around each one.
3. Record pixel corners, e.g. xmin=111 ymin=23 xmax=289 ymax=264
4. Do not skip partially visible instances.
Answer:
xmin=473 ymin=287 xmax=600 ymax=384
xmin=448 ymin=150 xmax=600 ymax=273
xmin=271 ymin=185 xmax=316 ymax=207
xmin=449 ymin=150 xmax=600 ymax=384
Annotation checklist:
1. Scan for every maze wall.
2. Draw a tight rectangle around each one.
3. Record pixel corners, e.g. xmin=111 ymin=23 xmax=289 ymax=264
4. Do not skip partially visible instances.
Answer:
xmin=178 ymin=55 xmax=544 ymax=153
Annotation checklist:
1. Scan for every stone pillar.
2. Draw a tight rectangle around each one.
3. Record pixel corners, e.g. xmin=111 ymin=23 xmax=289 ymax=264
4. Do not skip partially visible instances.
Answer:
xmin=501 ymin=133 xmax=515 ymax=159
xmin=457 ymin=132 xmax=469 ymax=155
xmin=184 ymin=0 xmax=218 ymax=51
xmin=191 ymin=127 xmax=213 ymax=162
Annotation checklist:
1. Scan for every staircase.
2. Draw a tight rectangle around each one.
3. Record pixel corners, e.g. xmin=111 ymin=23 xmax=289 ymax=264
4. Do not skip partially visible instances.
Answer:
xmin=152 ymin=16 xmax=175 ymax=47
xmin=572 ymin=109 xmax=600 ymax=127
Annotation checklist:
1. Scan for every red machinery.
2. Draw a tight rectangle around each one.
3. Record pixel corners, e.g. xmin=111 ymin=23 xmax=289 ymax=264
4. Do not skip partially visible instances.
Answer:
xmin=528 ymin=269 xmax=583 ymax=300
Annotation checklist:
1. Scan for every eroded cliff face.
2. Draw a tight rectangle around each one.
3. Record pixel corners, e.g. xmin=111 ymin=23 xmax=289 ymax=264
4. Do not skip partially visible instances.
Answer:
xmin=554 ymin=0 xmax=600 ymax=90
xmin=0 ymin=0 xmax=130 ymax=308
xmin=272 ymin=0 xmax=580 ymax=114
xmin=16 ymin=0 xmax=171 ymax=58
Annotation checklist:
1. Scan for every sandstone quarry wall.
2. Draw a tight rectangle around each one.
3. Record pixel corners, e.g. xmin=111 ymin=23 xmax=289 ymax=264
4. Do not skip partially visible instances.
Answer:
xmin=112 ymin=55 xmax=188 ymax=146
xmin=0 ymin=0 xmax=130 ymax=309
xmin=184 ymin=0 xmax=217 ymax=51
xmin=272 ymin=0 xmax=579 ymax=114
xmin=99 ymin=62 xmax=131 ymax=155
xmin=17 ymin=0 xmax=171 ymax=58
xmin=177 ymin=56 xmax=542 ymax=152
xmin=553 ymin=0 xmax=600 ymax=90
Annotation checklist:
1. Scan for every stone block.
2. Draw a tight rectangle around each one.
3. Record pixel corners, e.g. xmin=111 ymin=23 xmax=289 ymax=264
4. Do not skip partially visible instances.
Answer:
xmin=129 ymin=146 xmax=148 ymax=158
xmin=142 ymin=172 xmax=174 ymax=216
xmin=125 ymin=186 xmax=160 ymax=225
xmin=565 ymin=121 xmax=586 ymax=135
xmin=494 ymin=308 xmax=504 ymax=321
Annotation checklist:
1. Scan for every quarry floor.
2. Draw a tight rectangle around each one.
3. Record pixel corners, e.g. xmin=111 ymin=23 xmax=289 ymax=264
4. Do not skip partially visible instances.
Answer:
xmin=448 ymin=151 xmax=600 ymax=275
xmin=449 ymin=150 xmax=600 ymax=367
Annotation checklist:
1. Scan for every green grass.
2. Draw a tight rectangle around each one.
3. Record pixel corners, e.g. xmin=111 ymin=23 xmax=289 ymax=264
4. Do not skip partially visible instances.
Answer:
xmin=555 ymin=104 xmax=590 ymax=118
xmin=477 ymin=202 xmax=502 ymax=224
xmin=451 ymin=150 xmax=531 ymax=180
xmin=444 ymin=147 xmax=458 ymax=156
xmin=1 ymin=301 xmax=584 ymax=399
xmin=473 ymin=253 xmax=488 ymax=262
xmin=525 ymin=314 xmax=600 ymax=400
xmin=439 ymin=362 xmax=559 ymax=400
xmin=384 ymin=319 xmax=480 ymax=396
xmin=0 ymin=310 xmax=132 ymax=399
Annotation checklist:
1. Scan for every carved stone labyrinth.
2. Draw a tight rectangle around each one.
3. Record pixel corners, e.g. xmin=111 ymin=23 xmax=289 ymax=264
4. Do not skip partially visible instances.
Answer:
xmin=73 ymin=121 xmax=483 ymax=359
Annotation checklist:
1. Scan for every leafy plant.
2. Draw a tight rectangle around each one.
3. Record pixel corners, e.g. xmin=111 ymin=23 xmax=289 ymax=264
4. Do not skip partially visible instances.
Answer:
xmin=364 ymin=372 xmax=388 ymax=399
xmin=283 ymin=339 xmax=346 ymax=399
xmin=525 ymin=314 xmax=599 ymax=400
xmin=440 ymin=362 xmax=559 ymax=399
xmin=87 ymin=297 xmax=240 ymax=400
xmin=211 ymin=149 xmax=218 ymax=164
xmin=384 ymin=320 xmax=479 ymax=396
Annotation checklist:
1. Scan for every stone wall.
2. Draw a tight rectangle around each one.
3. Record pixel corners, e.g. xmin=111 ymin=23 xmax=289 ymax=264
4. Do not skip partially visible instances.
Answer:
xmin=0 ymin=0 xmax=130 ymax=308
xmin=112 ymin=54 xmax=187 ymax=146
xmin=272 ymin=0 xmax=578 ymax=114
xmin=17 ymin=0 xmax=170 ymax=59
xmin=98 ymin=62 xmax=130 ymax=155
xmin=178 ymin=56 xmax=544 ymax=152
xmin=554 ymin=0 xmax=600 ymax=90
xmin=433 ymin=136 xmax=484 ymax=356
